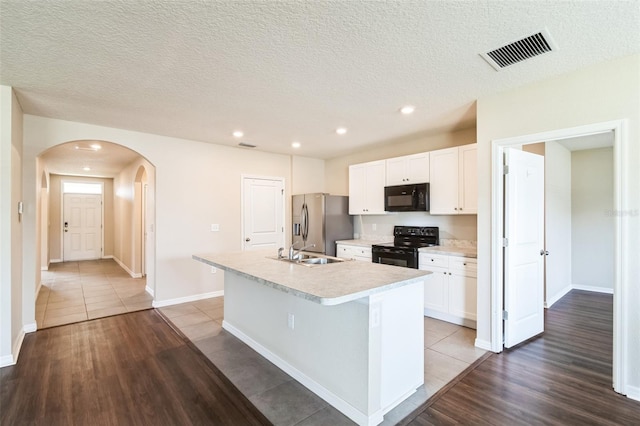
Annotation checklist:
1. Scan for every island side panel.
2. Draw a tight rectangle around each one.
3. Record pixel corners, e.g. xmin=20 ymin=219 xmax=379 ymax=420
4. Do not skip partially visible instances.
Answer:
xmin=223 ymin=271 xmax=373 ymax=418
xmin=222 ymin=271 xmax=426 ymax=425
xmin=379 ymin=281 xmax=424 ymax=411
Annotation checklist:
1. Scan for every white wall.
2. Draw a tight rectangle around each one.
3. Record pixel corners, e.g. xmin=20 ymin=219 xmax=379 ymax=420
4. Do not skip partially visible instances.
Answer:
xmin=0 ymin=86 xmax=25 ymax=366
xmin=477 ymin=54 xmax=640 ymax=394
xmin=354 ymin=213 xmax=477 ymax=243
xmin=544 ymin=141 xmax=572 ymax=307
xmin=22 ymin=115 xmax=293 ymax=306
xmin=572 ymin=148 xmax=614 ymax=291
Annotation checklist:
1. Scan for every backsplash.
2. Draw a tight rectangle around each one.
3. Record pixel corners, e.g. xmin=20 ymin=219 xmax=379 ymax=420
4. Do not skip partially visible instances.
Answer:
xmin=353 ymin=212 xmax=477 ymax=245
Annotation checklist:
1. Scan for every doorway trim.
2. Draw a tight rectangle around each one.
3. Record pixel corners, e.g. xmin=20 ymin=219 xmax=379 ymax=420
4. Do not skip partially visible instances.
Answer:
xmin=490 ymin=119 xmax=627 ymax=395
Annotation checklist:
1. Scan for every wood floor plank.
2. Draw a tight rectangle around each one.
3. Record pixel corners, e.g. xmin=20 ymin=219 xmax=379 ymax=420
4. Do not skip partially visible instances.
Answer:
xmin=0 ymin=309 xmax=271 ymax=426
xmin=406 ymin=290 xmax=640 ymax=425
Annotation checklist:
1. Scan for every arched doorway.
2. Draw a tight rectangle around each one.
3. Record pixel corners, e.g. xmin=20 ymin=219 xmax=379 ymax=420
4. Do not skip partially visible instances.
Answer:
xmin=35 ymin=140 xmax=156 ymax=328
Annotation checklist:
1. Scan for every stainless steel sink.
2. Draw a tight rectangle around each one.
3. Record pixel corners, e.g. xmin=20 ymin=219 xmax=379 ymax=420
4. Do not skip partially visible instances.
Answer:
xmin=270 ymin=252 xmax=348 ymax=266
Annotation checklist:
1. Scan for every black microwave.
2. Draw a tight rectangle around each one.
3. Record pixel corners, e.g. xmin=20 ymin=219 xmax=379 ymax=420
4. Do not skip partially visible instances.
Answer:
xmin=384 ymin=183 xmax=429 ymax=212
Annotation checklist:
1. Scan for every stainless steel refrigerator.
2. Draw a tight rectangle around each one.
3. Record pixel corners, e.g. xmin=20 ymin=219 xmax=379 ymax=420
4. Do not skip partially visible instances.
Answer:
xmin=292 ymin=193 xmax=353 ymax=257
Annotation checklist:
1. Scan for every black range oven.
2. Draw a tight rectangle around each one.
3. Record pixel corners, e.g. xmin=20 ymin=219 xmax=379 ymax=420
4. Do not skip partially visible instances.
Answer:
xmin=372 ymin=226 xmax=439 ymax=269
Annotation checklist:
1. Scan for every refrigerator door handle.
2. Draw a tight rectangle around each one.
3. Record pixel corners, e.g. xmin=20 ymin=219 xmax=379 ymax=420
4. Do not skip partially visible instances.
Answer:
xmin=301 ymin=203 xmax=308 ymax=241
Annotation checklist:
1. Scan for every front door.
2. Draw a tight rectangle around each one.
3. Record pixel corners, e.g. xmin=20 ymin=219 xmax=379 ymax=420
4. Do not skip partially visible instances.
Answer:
xmin=63 ymin=193 xmax=103 ymax=261
xmin=242 ymin=177 xmax=285 ymax=251
xmin=504 ymin=148 xmax=545 ymax=348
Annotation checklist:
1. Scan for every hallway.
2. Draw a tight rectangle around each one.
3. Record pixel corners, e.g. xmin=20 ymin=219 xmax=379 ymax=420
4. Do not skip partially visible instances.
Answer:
xmin=36 ymin=259 xmax=153 ymax=328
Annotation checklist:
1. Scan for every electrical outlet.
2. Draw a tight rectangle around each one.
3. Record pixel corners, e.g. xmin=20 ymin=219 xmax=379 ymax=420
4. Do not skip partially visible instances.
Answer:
xmin=372 ymin=223 xmax=377 ymax=231
xmin=211 ymin=224 xmax=220 ymax=232
xmin=287 ymin=313 xmax=295 ymax=330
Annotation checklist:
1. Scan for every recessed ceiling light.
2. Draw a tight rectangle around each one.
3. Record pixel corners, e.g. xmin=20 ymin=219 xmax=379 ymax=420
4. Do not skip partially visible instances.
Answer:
xmin=400 ymin=105 xmax=415 ymax=115
xmin=291 ymin=141 xmax=301 ymax=148
xmin=90 ymin=143 xmax=102 ymax=150
xmin=336 ymin=127 xmax=348 ymax=135
xmin=83 ymin=166 xmax=91 ymax=171
xmin=233 ymin=130 xmax=244 ymax=138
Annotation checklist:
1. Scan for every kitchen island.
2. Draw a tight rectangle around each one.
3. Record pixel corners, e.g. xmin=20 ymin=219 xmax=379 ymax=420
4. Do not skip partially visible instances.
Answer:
xmin=193 ymin=250 xmax=431 ymax=426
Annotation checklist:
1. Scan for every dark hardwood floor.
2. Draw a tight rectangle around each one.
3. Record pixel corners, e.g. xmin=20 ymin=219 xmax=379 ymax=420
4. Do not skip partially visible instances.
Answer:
xmin=0 ymin=309 xmax=271 ymax=426
xmin=404 ymin=290 xmax=640 ymax=425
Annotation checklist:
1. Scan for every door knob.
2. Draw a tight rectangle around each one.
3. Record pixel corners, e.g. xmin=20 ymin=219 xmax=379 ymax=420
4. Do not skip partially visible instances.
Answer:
xmin=540 ymin=250 xmax=549 ymax=256
xmin=245 ymin=238 xmax=250 ymax=242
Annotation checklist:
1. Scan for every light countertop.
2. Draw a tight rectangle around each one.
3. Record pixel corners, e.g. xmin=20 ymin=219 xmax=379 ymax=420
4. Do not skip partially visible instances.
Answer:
xmin=419 ymin=246 xmax=477 ymax=258
xmin=336 ymin=239 xmax=477 ymax=258
xmin=335 ymin=239 xmax=392 ymax=247
xmin=193 ymin=250 xmax=430 ymax=306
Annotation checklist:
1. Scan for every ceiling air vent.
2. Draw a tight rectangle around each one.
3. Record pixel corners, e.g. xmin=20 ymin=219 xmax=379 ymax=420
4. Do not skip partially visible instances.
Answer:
xmin=238 ymin=142 xmax=257 ymax=148
xmin=481 ymin=29 xmax=558 ymax=71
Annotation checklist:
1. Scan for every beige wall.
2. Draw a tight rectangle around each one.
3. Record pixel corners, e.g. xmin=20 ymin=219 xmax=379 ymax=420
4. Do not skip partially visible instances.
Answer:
xmin=477 ymin=54 xmax=640 ymax=392
xmin=292 ymin=156 xmax=325 ymax=195
xmin=113 ymin=157 xmax=154 ymax=277
xmin=0 ymin=86 xmax=25 ymax=364
xmin=325 ymin=127 xmax=476 ymax=195
xmin=22 ymin=115 xmax=292 ymax=304
xmin=48 ymin=175 xmax=115 ymax=261
xmin=572 ymin=147 xmax=614 ymax=290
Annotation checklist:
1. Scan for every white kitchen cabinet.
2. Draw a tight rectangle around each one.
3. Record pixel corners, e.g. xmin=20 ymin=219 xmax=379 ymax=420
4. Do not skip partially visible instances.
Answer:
xmin=336 ymin=244 xmax=372 ymax=262
xmin=419 ymin=253 xmax=477 ymax=328
xmin=348 ymin=160 xmax=386 ymax=215
xmin=385 ymin=152 xmax=430 ymax=186
xmin=429 ymin=143 xmax=477 ymax=215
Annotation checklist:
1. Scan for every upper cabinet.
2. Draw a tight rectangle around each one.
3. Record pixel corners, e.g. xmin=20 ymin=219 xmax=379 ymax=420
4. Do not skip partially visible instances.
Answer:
xmin=348 ymin=160 xmax=386 ymax=215
xmin=385 ymin=152 xmax=430 ymax=186
xmin=429 ymin=143 xmax=477 ymax=215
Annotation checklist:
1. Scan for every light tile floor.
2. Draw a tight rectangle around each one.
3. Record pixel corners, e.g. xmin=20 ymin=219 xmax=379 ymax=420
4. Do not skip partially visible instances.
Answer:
xmin=36 ymin=259 xmax=153 ymax=329
xmin=160 ymin=298 xmax=487 ymax=426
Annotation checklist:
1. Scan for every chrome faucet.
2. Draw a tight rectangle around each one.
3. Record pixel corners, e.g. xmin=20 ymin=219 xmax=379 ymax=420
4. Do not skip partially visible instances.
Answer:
xmin=289 ymin=241 xmax=315 ymax=260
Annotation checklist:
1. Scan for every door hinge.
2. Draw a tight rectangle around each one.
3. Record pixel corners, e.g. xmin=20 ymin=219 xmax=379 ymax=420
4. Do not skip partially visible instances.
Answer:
xmin=502 ymin=237 xmax=509 ymax=247
xmin=281 ymin=189 xmax=284 ymax=195
xmin=503 ymin=165 xmax=509 ymax=175
xmin=503 ymin=310 xmax=509 ymax=320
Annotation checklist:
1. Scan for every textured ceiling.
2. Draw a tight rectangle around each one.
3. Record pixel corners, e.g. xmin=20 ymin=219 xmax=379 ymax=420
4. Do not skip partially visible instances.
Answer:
xmin=1 ymin=0 xmax=639 ymax=172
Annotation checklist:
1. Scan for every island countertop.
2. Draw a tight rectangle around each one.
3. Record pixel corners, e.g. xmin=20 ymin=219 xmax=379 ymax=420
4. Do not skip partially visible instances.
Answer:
xmin=193 ymin=250 xmax=430 ymax=306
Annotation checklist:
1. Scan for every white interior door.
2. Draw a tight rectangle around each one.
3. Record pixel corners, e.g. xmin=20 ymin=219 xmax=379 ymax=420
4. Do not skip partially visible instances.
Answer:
xmin=504 ymin=148 xmax=545 ymax=348
xmin=63 ymin=193 xmax=103 ymax=261
xmin=243 ymin=177 xmax=285 ymax=251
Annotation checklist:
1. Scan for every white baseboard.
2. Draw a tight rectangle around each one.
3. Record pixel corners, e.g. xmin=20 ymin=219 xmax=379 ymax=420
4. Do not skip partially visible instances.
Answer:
xmin=152 ymin=290 xmax=224 ymax=308
xmin=3 ymin=328 xmax=27 ymax=367
xmin=475 ymin=338 xmax=493 ymax=352
xmin=0 ymin=354 xmax=14 ymax=368
xmin=36 ymin=282 xmax=42 ymax=299
xmin=102 ymin=255 xmax=114 ymax=259
xmin=572 ymin=284 xmax=614 ymax=294
xmin=545 ymin=284 xmax=572 ymax=308
xmin=112 ymin=256 xmax=142 ymax=278
xmin=50 ymin=258 xmax=62 ymax=264
xmin=223 ymin=320 xmax=380 ymax=426
xmin=145 ymin=285 xmax=155 ymax=297
xmin=423 ymin=309 xmax=476 ymax=329
xmin=24 ymin=323 xmax=37 ymax=333
xmin=626 ymin=385 xmax=640 ymax=402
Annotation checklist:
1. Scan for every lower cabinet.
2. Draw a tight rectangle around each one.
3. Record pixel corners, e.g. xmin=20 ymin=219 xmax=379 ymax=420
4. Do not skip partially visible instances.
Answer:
xmin=419 ymin=253 xmax=477 ymax=328
xmin=336 ymin=244 xmax=372 ymax=262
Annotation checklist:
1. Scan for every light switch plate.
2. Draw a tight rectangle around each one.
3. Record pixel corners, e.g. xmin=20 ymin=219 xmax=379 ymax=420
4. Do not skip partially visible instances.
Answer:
xmin=210 ymin=224 xmax=220 ymax=232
